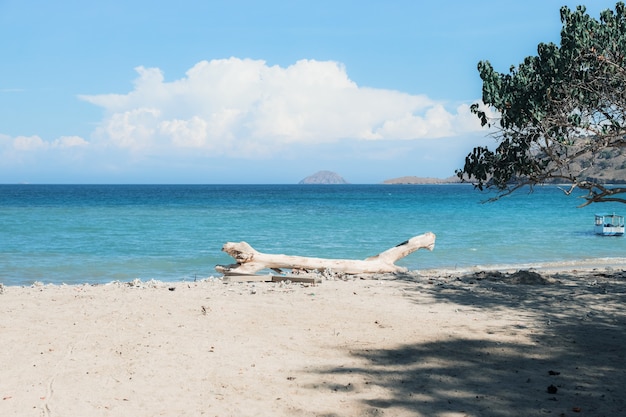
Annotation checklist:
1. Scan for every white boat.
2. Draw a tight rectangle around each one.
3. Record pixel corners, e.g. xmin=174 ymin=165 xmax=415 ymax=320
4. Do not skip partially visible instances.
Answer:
xmin=594 ymin=214 xmax=625 ymax=236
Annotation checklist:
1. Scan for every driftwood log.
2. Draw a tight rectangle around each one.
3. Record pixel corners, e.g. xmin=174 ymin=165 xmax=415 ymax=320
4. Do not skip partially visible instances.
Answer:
xmin=215 ymin=232 xmax=435 ymax=275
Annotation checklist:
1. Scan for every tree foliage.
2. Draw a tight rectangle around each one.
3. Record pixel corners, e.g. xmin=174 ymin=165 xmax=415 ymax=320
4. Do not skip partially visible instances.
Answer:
xmin=457 ymin=2 xmax=626 ymax=206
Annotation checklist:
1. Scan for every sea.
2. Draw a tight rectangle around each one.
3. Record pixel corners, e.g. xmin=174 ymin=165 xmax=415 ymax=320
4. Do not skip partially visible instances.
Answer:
xmin=2 ymin=183 xmax=626 ymax=286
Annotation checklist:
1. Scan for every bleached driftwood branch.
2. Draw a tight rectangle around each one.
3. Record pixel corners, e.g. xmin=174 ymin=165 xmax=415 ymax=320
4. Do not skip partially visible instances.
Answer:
xmin=215 ymin=232 xmax=436 ymax=275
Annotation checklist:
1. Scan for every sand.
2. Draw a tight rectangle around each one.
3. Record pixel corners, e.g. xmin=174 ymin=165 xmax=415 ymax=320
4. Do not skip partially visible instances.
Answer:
xmin=1 ymin=269 xmax=625 ymax=417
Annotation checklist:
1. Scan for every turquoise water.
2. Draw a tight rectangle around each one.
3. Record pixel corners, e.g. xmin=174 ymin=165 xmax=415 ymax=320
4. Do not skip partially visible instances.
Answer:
xmin=1 ymin=184 xmax=625 ymax=286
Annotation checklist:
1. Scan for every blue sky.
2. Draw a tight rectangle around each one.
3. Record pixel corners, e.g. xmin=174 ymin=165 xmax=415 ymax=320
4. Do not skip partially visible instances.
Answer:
xmin=0 ymin=0 xmax=620 ymax=183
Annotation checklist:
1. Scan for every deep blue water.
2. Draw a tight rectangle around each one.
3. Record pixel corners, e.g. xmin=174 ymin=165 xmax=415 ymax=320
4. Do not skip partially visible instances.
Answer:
xmin=1 ymin=184 xmax=625 ymax=286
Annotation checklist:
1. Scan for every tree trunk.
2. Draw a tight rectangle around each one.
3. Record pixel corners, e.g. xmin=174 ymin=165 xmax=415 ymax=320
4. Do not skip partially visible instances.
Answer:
xmin=215 ymin=232 xmax=435 ymax=275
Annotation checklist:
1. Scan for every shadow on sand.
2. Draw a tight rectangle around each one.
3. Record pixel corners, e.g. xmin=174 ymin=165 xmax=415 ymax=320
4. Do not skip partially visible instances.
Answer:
xmin=312 ymin=270 xmax=626 ymax=416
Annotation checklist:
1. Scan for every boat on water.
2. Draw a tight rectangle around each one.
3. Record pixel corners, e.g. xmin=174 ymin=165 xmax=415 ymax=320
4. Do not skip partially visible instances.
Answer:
xmin=594 ymin=214 xmax=625 ymax=236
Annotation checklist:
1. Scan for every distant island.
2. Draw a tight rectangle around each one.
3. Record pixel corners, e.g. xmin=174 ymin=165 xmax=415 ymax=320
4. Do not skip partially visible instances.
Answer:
xmin=299 ymin=172 xmax=465 ymax=185
xmin=382 ymin=175 xmax=462 ymax=184
xmin=301 ymin=151 xmax=626 ymax=185
xmin=299 ymin=171 xmax=350 ymax=184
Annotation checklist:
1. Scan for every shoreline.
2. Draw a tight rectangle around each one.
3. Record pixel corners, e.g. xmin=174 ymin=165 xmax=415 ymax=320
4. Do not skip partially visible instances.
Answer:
xmin=4 ymin=258 xmax=626 ymax=288
xmin=2 ymin=268 xmax=625 ymax=416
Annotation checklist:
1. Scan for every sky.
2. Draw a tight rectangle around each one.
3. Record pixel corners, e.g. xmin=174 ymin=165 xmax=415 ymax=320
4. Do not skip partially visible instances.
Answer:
xmin=0 ymin=0 xmax=621 ymax=184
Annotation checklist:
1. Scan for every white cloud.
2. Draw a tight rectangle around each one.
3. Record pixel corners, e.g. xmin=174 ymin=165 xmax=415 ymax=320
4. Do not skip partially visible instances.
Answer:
xmin=9 ymin=135 xmax=88 ymax=151
xmin=53 ymin=136 xmax=89 ymax=148
xmin=101 ymin=108 xmax=161 ymax=150
xmin=159 ymin=116 xmax=209 ymax=148
xmin=80 ymin=58 xmax=485 ymax=156
xmin=13 ymin=135 xmax=47 ymax=151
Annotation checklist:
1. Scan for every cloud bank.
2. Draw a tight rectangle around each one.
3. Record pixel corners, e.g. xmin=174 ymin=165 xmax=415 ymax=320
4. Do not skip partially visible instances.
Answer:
xmin=0 ymin=57 xmax=491 ymax=183
xmin=78 ymin=58 xmax=483 ymax=156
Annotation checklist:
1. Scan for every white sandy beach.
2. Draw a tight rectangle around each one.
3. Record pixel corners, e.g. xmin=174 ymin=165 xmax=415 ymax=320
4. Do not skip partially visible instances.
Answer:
xmin=1 ymin=269 xmax=625 ymax=417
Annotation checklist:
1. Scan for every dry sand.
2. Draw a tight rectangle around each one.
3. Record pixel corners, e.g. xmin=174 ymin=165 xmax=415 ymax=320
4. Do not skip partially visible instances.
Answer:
xmin=1 ymin=268 xmax=625 ymax=417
